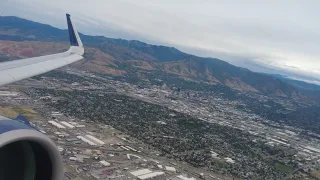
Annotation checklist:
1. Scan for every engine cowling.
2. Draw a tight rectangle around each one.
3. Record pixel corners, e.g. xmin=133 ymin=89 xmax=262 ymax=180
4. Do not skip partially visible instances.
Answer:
xmin=0 ymin=116 xmax=63 ymax=180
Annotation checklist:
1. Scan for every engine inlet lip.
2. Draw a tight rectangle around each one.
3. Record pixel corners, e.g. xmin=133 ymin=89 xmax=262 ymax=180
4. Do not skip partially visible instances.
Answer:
xmin=0 ymin=129 xmax=64 ymax=180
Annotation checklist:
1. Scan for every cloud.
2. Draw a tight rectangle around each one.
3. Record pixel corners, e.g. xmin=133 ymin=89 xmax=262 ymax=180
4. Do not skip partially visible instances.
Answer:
xmin=1 ymin=0 xmax=320 ymax=83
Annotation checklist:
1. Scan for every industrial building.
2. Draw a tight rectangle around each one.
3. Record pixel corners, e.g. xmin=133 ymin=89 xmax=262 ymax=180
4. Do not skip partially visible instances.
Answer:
xmin=48 ymin=121 xmax=65 ymax=129
xmin=121 ymin=146 xmax=130 ymax=151
xmin=130 ymin=169 xmax=165 ymax=180
xmin=77 ymin=136 xmax=97 ymax=146
xmin=125 ymin=145 xmax=138 ymax=152
xmin=127 ymin=154 xmax=141 ymax=160
xmin=69 ymin=122 xmax=86 ymax=128
xmin=224 ymin=157 xmax=235 ymax=164
xmin=131 ymin=169 xmax=152 ymax=176
xmin=99 ymin=160 xmax=111 ymax=167
xmin=305 ymin=146 xmax=320 ymax=154
xmin=85 ymin=134 xmax=105 ymax=145
xmin=138 ymin=172 xmax=165 ymax=180
xmin=165 ymin=166 xmax=176 ymax=172
xmin=175 ymin=175 xmax=196 ymax=180
xmin=60 ymin=121 xmax=75 ymax=128
xmin=51 ymin=111 xmax=63 ymax=116
xmin=0 ymin=91 xmax=18 ymax=96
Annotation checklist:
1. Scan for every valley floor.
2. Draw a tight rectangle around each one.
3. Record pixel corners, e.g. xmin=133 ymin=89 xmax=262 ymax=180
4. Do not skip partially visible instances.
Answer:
xmin=1 ymin=68 xmax=320 ymax=179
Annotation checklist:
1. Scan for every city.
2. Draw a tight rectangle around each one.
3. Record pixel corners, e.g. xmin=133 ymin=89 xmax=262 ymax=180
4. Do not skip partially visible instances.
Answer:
xmin=1 ymin=67 xmax=320 ymax=179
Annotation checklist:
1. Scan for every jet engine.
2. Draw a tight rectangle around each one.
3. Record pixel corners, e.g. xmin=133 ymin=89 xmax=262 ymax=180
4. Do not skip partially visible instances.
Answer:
xmin=0 ymin=116 xmax=63 ymax=180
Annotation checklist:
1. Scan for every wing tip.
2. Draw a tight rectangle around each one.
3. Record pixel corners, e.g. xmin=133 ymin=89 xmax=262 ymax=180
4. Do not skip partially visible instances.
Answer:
xmin=66 ymin=13 xmax=83 ymax=48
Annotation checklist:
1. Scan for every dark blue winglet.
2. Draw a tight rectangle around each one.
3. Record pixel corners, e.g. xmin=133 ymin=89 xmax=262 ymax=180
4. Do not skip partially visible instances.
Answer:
xmin=66 ymin=14 xmax=79 ymax=46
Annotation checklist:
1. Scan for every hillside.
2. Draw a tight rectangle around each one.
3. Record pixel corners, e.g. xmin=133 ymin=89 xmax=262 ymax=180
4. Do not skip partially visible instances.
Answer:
xmin=0 ymin=15 xmax=315 ymax=98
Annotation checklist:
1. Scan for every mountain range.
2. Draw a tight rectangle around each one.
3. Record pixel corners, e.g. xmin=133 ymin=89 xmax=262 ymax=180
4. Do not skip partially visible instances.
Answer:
xmin=1 ymin=15 xmax=320 ymax=99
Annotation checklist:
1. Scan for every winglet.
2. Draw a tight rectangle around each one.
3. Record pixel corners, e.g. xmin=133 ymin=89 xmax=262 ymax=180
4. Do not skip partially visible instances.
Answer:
xmin=66 ymin=14 xmax=83 ymax=47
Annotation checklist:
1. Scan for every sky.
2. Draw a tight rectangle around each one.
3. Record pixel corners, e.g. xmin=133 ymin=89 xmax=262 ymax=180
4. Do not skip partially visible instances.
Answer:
xmin=1 ymin=0 xmax=320 ymax=84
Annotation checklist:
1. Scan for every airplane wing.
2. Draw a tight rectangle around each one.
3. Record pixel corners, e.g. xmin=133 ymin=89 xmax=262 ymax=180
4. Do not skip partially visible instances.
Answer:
xmin=0 ymin=14 xmax=84 ymax=86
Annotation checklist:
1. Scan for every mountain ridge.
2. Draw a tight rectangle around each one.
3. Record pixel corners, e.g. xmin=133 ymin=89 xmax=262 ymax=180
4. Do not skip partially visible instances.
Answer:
xmin=0 ymin=15 xmax=318 ymax=99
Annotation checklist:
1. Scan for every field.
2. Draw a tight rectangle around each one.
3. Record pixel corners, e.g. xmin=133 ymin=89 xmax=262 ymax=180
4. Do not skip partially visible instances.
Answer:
xmin=0 ymin=106 xmax=41 ymax=120
xmin=274 ymin=162 xmax=292 ymax=173
xmin=310 ymin=171 xmax=320 ymax=179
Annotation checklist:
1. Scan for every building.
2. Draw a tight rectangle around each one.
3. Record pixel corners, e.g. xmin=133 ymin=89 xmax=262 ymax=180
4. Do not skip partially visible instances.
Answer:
xmin=77 ymin=136 xmax=97 ymax=146
xmin=127 ymin=154 xmax=141 ymax=160
xmin=60 ymin=121 xmax=75 ymax=128
xmin=85 ymin=135 xmax=105 ymax=145
xmin=125 ymin=145 xmax=138 ymax=152
xmin=99 ymin=160 xmax=111 ymax=167
xmin=130 ymin=169 xmax=165 ymax=180
xmin=138 ymin=172 xmax=165 ymax=180
xmin=224 ymin=157 xmax=235 ymax=164
xmin=305 ymin=146 xmax=320 ymax=154
xmin=176 ymin=175 xmax=196 ymax=180
xmin=0 ymin=91 xmax=18 ymax=96
xmin=165 ymin=166 xmax=176 ymax=172
xmin=131 ymin=169 xmax=152 ymax=177
xmin=121 ymin=146 xmax=130 ymax=151
xmin=48 ymin=121 xmax=65 ymax=129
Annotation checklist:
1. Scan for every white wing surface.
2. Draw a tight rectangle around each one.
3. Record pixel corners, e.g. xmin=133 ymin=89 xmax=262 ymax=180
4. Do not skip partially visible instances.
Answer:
xmin=0 ymin=14 xmax=84 ymax=86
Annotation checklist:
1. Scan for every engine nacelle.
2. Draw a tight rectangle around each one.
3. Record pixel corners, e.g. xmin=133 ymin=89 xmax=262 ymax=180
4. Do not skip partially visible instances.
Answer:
xmin=0 ymin=116 xmax=63 ymax=180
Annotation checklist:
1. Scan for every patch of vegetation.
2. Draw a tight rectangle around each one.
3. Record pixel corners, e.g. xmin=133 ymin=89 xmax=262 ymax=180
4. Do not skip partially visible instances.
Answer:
xmin=310 ymin=171 xmax=320 ymax=179
xmin=0 ymin=106 xmax=39 ymax=120
xmin=274 ymin=162 xmax=292 ymax=173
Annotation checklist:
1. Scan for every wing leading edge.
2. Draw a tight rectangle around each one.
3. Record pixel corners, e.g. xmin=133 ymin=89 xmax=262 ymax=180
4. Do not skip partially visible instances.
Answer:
xmin=0 ymin=14 xmax=84 ymax=86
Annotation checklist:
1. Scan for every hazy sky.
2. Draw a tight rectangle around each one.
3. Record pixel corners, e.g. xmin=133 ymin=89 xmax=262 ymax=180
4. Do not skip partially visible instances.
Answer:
xmin=1 ymin=0 xmax=320 ymax=84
